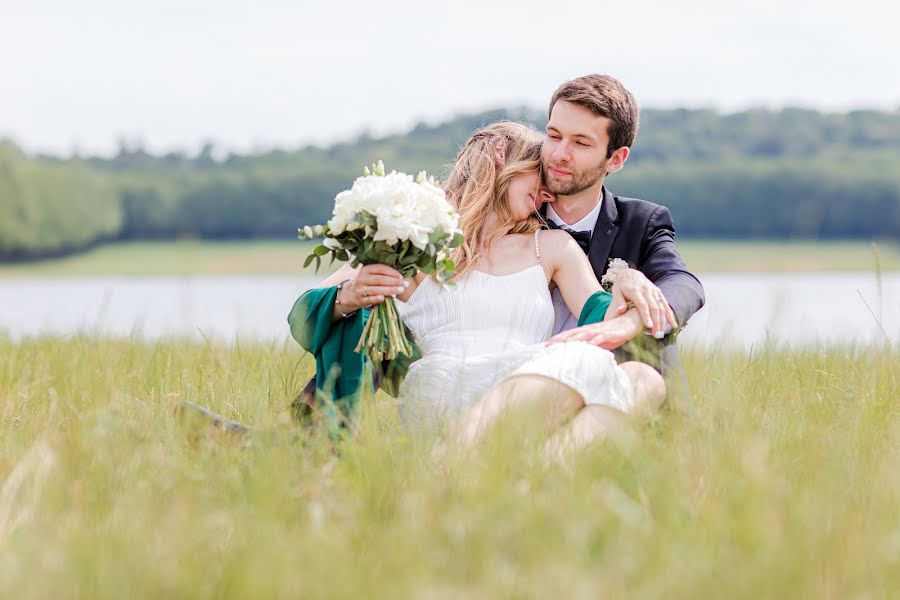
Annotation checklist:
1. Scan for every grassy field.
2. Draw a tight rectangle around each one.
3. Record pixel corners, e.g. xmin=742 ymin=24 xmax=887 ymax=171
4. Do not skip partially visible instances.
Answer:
xmin=1 ymin=239 xmax=898 ymax=277
xmin=0 ymin=336 xmax=897 ymax=597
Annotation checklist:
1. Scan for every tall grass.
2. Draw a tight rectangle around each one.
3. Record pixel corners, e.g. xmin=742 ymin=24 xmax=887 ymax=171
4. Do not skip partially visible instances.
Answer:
xmin=0 ymin=335 xmax=897 ymax=598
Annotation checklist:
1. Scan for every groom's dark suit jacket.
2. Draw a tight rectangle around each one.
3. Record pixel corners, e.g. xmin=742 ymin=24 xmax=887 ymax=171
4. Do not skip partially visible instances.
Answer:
xmin=552 ymin=187 xmax=705 ymax=390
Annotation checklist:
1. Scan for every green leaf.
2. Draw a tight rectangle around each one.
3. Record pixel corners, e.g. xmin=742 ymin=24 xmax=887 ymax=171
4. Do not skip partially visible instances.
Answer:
xmin=398 ymin=240 xmax=410 ymax=260
xmin=416 ymin=253 xmax=432 ymax=268
xmin=303 ymin=254 xmax=316 ymax=268
xmin=428 ymin=226 xmax=445 ymax=245
xmin=313 ymin=244 xmax=330 ymax=257
xmin=343 ymin=241 xmax=361 ymax=257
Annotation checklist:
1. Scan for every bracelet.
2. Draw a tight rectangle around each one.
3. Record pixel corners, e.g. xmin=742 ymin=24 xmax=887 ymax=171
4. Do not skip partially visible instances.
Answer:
xmin=335 ymin=279 xmax=359 ymax=318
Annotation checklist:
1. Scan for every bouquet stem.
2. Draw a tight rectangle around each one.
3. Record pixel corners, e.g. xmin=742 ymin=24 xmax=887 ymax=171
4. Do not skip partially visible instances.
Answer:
xmin=355 ymin=297 xmax=414 ymax=364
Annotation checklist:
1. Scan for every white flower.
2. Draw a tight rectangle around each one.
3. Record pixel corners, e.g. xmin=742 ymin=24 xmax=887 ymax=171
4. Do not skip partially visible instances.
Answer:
xmin=601 ymin=258 xmax=629 ymax=290
xmin=312 ymin=225 xmax=324 ymax=237
xmin=301 ymin=225 xmax=314 ymax=238
xmin=608 ymin=257 xmax=628 ymax=273
xmin=373 ymin=203 xmax=431 ymax=249
xmin=326 ymin=168 xmax=456 ymax=249
xmin=323 ymin=237 xmax=342 ymax=250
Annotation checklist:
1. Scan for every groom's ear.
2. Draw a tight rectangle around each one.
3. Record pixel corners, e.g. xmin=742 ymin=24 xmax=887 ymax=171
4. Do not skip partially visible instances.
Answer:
xmin=539 ymin=184 xmax=556 ymax=204
xmin=606 ymin=146 xmax=630 ymax=175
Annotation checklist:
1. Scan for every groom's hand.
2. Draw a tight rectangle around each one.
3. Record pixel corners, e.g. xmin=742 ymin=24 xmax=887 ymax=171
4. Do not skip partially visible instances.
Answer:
xmin=608 ymin=269 xmax=678 ymax=338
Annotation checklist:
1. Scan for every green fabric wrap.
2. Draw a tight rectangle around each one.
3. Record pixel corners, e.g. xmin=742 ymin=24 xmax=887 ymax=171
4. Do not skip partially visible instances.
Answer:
xmin=287 ymin=286 xmax=420 ymax=425
xmin=577 ymin=289 xmax=614 ymax=326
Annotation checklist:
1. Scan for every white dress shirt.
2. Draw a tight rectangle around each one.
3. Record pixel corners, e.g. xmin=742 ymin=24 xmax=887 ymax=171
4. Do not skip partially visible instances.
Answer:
xmin=546 ymin=197 xmax=603 ymax=334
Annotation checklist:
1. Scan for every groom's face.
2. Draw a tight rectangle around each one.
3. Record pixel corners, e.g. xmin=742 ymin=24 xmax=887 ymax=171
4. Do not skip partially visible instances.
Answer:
xmin=541 ymin=100 xmax=610 ymax=196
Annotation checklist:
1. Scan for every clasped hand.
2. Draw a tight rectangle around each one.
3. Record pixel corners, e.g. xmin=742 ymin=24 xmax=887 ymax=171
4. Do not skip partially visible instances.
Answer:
xmin=548 ymin=268 xmax=677 ymax=349
xmin=607 ymin=268 xmax=677 ymax=337
xmin=337 ymin=264 xmax=409 ymax=310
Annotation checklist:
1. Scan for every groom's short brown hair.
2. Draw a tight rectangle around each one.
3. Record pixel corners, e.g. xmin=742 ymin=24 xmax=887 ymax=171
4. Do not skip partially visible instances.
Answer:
xmin=549 ymin=74 xmax=639 ymax=157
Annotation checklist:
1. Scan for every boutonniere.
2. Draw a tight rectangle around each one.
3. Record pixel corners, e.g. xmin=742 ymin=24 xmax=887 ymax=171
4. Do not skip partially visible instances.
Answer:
xmin=600 ymin=258 xmax=629 ymax=291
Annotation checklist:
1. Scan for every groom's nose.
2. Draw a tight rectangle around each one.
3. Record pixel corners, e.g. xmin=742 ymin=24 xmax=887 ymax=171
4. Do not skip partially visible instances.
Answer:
xmin=551 ymin=141 xmax=571 ymax=164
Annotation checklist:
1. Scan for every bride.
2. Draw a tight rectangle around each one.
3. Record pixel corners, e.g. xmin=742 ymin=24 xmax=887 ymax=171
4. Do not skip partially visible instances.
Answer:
xmin=315 ymin=122 xmax=665 ymax=453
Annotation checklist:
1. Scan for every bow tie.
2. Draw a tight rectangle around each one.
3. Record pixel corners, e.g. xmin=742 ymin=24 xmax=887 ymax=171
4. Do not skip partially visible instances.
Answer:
xmin=546 ymin=220 xmax=592 ymax=254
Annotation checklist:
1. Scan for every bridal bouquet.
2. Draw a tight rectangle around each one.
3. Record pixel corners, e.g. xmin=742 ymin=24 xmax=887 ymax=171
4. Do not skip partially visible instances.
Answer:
xmin=299 ymin=160 xmax=463 ymax=363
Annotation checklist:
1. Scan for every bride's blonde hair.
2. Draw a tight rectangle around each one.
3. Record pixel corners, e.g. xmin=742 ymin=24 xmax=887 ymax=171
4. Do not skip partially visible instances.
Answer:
xmin=443 ymin=121 xmax=544 ymax=279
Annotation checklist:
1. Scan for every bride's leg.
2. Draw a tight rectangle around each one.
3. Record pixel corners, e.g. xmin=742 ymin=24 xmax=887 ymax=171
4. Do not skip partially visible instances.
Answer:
xmin=541 ymin=405 xmax=631 ymax=465
xmin=542 ymin=361 xmax=666 ymax=464
xmin=456 ymin=375 xmax=583 ymax=449
xmin=620 ymin=360 xmax=667 ymax=418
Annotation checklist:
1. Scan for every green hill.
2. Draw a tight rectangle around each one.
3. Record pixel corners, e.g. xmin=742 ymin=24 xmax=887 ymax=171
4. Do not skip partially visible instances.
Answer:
xmin=2 ymin=106 xmax=899 ymax=260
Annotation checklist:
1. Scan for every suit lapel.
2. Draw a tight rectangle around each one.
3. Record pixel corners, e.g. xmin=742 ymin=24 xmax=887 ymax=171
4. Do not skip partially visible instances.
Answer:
xmin=588 ymin=187 xmax=619 ymax=281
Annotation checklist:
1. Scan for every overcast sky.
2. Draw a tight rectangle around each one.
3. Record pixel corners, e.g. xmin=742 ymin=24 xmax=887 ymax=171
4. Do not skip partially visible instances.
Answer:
xmin=1 ymin=0 xmax=898 ymax=156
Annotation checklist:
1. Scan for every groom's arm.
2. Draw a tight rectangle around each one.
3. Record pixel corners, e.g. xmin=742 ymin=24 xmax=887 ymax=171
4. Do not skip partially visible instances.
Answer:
xmin=638 ymin=205 xmax=705 ymax=329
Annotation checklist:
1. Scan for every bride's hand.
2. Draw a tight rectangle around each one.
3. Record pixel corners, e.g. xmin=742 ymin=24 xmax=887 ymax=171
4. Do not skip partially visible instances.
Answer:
xmin=546 ymin=317 xmax=638 ymax=350
xmin=340 ymin=264 xmax=408 ymax=309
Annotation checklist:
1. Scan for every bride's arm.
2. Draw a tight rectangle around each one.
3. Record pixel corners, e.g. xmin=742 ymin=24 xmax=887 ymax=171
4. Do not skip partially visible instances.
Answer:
xmin=544 ymin=232 xmax=648 ymax=323
xmin=543 ymin=230 xmax=603 ymax=318
xmin=543 ymin=230 xmax=645 ymax=350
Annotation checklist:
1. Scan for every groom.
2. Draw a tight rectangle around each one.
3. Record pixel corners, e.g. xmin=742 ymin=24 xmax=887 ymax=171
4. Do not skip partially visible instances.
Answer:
xmin=539 ymin=74 xmax=705 ymax=396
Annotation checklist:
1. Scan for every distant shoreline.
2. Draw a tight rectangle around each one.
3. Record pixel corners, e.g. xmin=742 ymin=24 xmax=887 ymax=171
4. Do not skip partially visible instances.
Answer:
xmin=0 ymin=239 xmax=897 ymax=277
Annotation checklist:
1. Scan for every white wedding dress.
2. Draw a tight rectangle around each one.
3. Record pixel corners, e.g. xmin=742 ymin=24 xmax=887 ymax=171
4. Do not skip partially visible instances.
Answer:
xmin=395 ymin=231 xmax=633 ymax=434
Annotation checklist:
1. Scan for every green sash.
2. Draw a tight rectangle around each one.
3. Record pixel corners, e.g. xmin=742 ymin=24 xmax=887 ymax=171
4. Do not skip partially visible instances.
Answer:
xmin=287 ymin=287 xmax=419 ymax=425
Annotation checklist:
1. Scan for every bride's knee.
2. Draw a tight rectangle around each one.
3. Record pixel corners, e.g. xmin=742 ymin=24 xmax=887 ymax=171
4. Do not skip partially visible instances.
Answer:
xmin=484 ymin=374 xmax=583 ymax=419
xmin=619 ymin=361 xmax=666 ymax=414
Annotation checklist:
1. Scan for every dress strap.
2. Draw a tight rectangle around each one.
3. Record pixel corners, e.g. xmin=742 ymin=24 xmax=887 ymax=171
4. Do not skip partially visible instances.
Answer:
xmin=533 ymin=229 xmax=542 ymax=265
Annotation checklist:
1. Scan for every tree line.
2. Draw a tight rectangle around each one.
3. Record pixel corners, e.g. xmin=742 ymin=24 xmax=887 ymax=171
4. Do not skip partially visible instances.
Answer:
xmin=2 ymin=106 xmax=899 ymax=260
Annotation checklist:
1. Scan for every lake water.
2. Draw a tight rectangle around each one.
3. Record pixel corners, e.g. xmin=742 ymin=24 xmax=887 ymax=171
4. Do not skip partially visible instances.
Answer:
xmin=1 ymin=274 xmax=897 ymax=350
